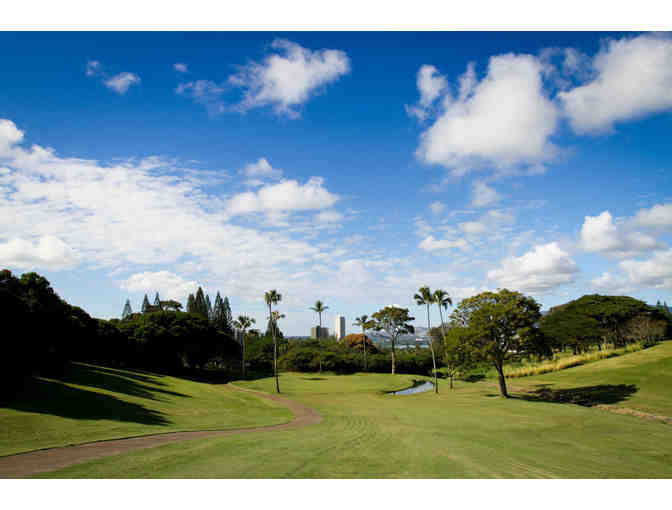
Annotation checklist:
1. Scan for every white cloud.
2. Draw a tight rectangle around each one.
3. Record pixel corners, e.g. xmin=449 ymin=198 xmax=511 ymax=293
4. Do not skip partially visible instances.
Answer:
xmin=419 ymin=236 xmax=469 ymax=252
xmin=619 ymin=249 xmax=672 ymax=290
xmin=0 ymin=235 xmax=79 ymax=270
xmin=229 ymin=39 xmax=350 ymax=118
xmin=579 ymin=210 xmax=663 ymax=258
xmin=175 ymin=80 xmax=226 ymax=114
xmin=416 ymin=53 xmax=558 ymax=176
xmin=590 ymin=272 xmax=633 ymax=294
xmin=559 ymin=34 xmax=672 ymax=133
xmin=173 ymin=63 xmax=188 ymax=73
xmin=119 ymin=271 xmax=199 ymax=301
xmin=242 ymin=157 xmax=282 ymax=180
xmin=314 ymin=210 xmax=343 ymax=225
xmin=103 ymin=72 xmax=141 ymax=94
xmin=227 ymin=177 xmax=339 ymax=216
xmin=428 ymin=201 xmax=445 ymax=215
xmin=631 ymin=203 xmax=672 ymax=232
xmin=458 ymin=209 xmax=515 ymax=236
xmin=487 ymin=242 xmax=579 ymax=294
xmin=406 ymin=65 xmax=448 ymax=121
xmin=471 ymin=180 xmax=501 ymax=207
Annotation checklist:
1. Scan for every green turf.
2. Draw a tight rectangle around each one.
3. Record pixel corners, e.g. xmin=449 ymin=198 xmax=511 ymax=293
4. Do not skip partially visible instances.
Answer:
xmin=37 ymin=344 xmax=672 ymax=478
xmin=0 ymin=362 xmax=293 ymax=456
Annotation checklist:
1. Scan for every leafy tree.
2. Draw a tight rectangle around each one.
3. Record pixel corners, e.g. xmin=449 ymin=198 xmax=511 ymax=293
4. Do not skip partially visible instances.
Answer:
xmin=233 ymin=315 xmax=256 ymax=378
xmin=310 ymin=300 xmax=329 ymax=372
xmin=432 ymin=326 xmax=473 ymax=389
xmin=353 ymin=315 xmax=375 ymax=371
xmin=122 ymin=299 xmax=133 ymax=319
xmin=371 ymin=306 xmax=415 ymax=374
xmin=265 ymin=289 xmax=282 ymax=393
xmin=450 ymin=289 xmax=543 ymax=398
xmin=540 ymin=305 xmax=603 ymax=354
xmin=141 ymin=294 xmax=151 ymax=314
xmin=414 ymin=286 xmax=439 ymax=393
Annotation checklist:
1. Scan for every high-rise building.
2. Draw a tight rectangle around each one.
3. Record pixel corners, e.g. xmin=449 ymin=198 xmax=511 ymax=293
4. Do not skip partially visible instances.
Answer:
xmin=334 ymin=315 xmax=345 ymax=341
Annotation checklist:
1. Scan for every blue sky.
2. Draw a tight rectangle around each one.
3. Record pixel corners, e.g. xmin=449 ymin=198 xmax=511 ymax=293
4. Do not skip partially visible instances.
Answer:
xmin=1 ymin=31 xmax=671 ymax=335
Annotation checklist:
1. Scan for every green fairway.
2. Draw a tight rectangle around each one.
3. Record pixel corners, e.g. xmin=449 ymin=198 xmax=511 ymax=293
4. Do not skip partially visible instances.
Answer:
xmin=35 ymin=343 xmax=672 ymax=478
xmin=0 ymin=363 xmax=293 ymax=457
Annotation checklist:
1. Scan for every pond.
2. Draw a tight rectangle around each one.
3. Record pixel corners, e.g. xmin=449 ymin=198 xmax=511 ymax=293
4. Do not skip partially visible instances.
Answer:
xmin=389 ymin=380 xmax=434 ymax=395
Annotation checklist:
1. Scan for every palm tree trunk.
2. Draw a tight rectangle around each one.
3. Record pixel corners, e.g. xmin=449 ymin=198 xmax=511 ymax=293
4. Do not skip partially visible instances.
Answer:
xmin=270 ymin=303 xmax=279 ymax=394
xmin=242 ymin=331 xmax=247 ymax=379
xmin=427 ymin=304 xmax=438 ymax=394
xmin=363 ymin=327 xmax=368 ymax=371
xmin=318 ymin=312 xmax=323 ymax=373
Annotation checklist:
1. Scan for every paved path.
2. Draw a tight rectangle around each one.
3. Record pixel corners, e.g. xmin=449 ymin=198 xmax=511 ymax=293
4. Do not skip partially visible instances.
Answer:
xmin=0 ymin=386 xmax=321 ymax=478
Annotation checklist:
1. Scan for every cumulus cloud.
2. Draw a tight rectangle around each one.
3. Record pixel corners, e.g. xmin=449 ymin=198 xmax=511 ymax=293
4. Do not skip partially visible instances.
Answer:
xmin=579 ymin=210 xmax=664 ymax=258
xmin=173 ymin=63 xmax=188 ymax=73
xmin=416 ymin=53 xmax=558 ymax=176
xmin=229 ymin=39 xmax=350 ymax=118
xmin=406 ymin=65 xmax=448 ymax=121
xmin=226 ymin=177 xmax=339 ymax=216
xmin=119 ymin=271 xmax=199 ymax=300
xmin=590 ymin=272 xmax=633 ymax=294
xmin=558 ymin=34 xmax=672 ymax=133
xmin=471 ymin=180 xmax=501 ymax=207
xmin=619 ymin=249 xmax=672 ymax=290
xmin=631 ymin=203 xmax=672 ymax=232
xmin=104 ymin=72 xmax=141 ymax=94
xmin=314 ymin=210 xmax=343 ymax=225
xmin=419 ymin=236 xmax=469 ymax=252
xmin=487 ymin=242 xmax=579 ymax=294
xmin=0 ymin=235 xmax=79 ymax=270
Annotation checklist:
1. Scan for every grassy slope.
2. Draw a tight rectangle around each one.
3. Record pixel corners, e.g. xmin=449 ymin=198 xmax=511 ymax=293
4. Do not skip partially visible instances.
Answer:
xmin=0 ymin=362 xmax=293 ymax=457
xmin=40 ymin=346 xmax=672 ymax=478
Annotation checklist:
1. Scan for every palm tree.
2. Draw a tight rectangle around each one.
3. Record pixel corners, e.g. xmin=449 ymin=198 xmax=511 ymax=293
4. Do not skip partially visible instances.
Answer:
xmin=310 ymin=300 xmax=329 ymax=373
xmin=265 ymin=289 xmax=282 ymax=393
xmin=353 ymin=315 xmax=373 ymax=371
xmin=433 ymin=288 xmax=453 ymax=388
xmin=233 ymin=315 xmax=255 ymax=379
xmin=414 ymin=285 xmax=439 ymax=394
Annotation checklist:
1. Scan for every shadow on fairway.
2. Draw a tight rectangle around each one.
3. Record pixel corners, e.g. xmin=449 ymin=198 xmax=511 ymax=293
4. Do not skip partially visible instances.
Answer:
xmin=517 ymin=384 xmax=638 ymax=406
xmin=302 ymin=377 xmax=327 ymax=381
xmin=2 ymin=378 xmax=171 ymax=426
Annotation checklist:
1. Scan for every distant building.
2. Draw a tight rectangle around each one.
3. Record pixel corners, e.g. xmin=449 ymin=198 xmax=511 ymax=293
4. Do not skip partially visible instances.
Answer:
xmin=334 ymin=315 xmax=345 ymax=341
xmin=311 ymin=326 xmax=329 ymax=339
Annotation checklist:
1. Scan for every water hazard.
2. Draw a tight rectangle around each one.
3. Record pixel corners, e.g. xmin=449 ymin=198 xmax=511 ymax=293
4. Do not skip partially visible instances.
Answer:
xmin=389 ymin=381 xmax=434 ymax=395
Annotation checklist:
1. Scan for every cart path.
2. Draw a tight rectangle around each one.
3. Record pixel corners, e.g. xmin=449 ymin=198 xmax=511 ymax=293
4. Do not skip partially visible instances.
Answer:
xmin=0 ymin=385 xmax=322 ymax=478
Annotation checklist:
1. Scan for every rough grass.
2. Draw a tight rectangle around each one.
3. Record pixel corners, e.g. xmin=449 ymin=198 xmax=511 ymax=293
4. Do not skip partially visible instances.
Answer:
xmin=0 ymin=362 xmax=293 ymax=457
xmin=37 ymin=343 xmax=672 ymax=478
xmin=505 ymin=343 xmax=644 ymax=378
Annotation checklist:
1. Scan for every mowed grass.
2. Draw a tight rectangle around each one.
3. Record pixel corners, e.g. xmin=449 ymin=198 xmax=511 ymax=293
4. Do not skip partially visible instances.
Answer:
xmin=0 ymin=362 xmax=293 ymax=457
xmin=38 ymin=344 xmax=672 ymax=478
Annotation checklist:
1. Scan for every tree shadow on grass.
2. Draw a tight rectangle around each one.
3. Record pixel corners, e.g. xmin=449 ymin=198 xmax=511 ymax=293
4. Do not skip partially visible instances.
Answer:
xmin=54 ymin=363 xmax=190 ymax=401
xmin=516 ymin=384 xmax=638 ymax=407
xmin=1 ymin=377 xmax=170 ymax=426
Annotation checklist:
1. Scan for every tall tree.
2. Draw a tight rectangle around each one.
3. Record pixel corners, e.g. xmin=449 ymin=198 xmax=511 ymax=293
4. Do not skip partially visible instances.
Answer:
xmin=433 ymin=289 xmax=452 ymax=340
xmin=450 ymin=289 xmax=543 ymax=398
xmin=265 ymin=289 xmax=282 ymax=393
xmin=414 ymin=286 xmax=439 ymax=393
xmin=194 ymin=287 xmax=208 ymax=320
xmin=233 ymin=315 xmax=256 ymax=378
xmin=122 ymin=299 xmax=133 ymax=320
xmin=205 ymin=294 xmax=213 ymax=322
xmin=153 ymin=292 xmax=161 ymax=310
xmin=141 ymin=294 xmax=151 ymax=314
xmin=223 ymin=297 xmax=233 ymax=335
xmin=371 ymin=306 xmax=415 ymax=374
xmin=186 ymin=293 xmax=196 ymax=314
xmin=310 ymin=300 xmax=329 ymax=372
xmin=353 ymin=315 xmax=375 ymax=371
